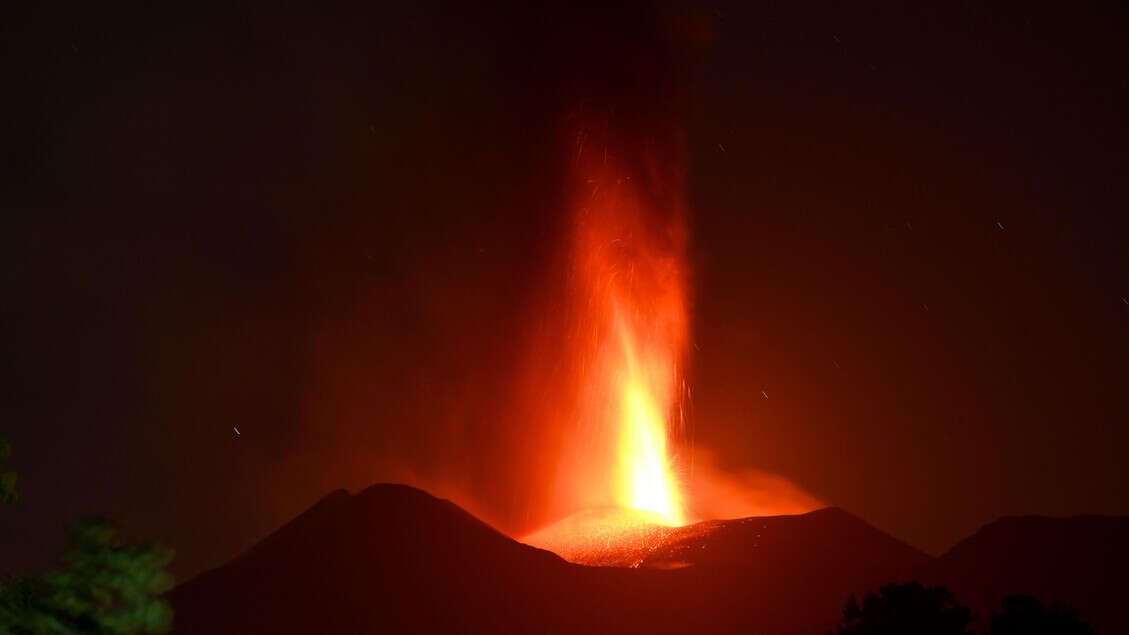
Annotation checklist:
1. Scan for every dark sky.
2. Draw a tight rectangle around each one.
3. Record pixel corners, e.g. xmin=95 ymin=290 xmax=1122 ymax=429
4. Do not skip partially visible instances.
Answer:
xmin=2 ymin=2 xmax=1127 ymax=581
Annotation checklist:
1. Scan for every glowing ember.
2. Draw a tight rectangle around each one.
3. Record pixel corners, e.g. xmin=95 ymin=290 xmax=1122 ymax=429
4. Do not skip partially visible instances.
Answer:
xmin=521 ymin=507 xmax=681 ymax=568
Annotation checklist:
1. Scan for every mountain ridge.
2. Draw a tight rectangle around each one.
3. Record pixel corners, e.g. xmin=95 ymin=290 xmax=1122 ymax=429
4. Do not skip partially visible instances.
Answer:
xmin=170 ymin=483 xmax=1126 ymax=634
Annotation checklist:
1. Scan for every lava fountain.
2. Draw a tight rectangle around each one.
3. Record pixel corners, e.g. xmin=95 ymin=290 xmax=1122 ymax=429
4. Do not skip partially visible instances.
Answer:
xmin=524 ymin=121 xmax=823 ymax=565
xmin=566 ymin=129 xmax=690 ymax=527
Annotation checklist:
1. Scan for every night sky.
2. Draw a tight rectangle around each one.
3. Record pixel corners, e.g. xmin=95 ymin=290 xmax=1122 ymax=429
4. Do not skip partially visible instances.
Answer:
xmin=3 ymin=2 xmax=1127 ymax=581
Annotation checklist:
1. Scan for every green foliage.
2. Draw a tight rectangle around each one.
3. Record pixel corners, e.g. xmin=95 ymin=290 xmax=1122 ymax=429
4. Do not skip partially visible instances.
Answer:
xmin=990 ymin=595 xmax=1095 ymax=635
xmin=0 ymin=518 xmax=174 ymax=634
xmin=835 ymin=581 xmax=975 ymax=635
xmin=0 ymin=438 xmax=16 ymax=504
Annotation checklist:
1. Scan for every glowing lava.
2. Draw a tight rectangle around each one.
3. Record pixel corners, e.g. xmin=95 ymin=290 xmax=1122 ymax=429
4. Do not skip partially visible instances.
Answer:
xmin=524 ymin=127 xmax=826 ymax=562
xmin=614 ymin=322 xmax=683 ymax=523
xmin=568 ymin=145 xmax=690 ymax=527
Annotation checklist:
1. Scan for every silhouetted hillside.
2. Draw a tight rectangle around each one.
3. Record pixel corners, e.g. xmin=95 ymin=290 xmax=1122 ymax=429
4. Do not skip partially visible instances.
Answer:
xmin=524 ymin=507 xmax=930 ymax=575
xmin=922 ymin=515 xmax=1129 ymax=634
xmin=172 ymin=484 xmax=578 ymax=634
xmin=638 ymin=507 xmax=931 ymax=633
xmin=171 ymin=485 xmax=1127 ymax=634
xmin=172 ymin=484 xmax=928 ymax=634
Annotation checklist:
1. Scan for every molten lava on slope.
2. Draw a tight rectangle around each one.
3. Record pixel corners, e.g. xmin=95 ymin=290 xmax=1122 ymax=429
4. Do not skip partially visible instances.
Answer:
xmin=522 ymin=507 xmax=683 ymax=568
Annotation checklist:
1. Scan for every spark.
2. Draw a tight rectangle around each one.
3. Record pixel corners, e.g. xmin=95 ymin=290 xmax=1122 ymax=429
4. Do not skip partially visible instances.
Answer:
xmin=761 ymin=390 xmax=769 ymax=400
xmin=717 ymin=143 xmax=727 ymax=153
xmin=233 ymin=427 xmax=240 ymax=436
xmin=996 ymin=221 xmax=1005 ymax=230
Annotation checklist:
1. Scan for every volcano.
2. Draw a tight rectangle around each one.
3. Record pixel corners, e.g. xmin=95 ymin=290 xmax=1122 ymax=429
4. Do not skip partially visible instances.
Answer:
xmin=168 ymin=484 xmax=1128 ymax=634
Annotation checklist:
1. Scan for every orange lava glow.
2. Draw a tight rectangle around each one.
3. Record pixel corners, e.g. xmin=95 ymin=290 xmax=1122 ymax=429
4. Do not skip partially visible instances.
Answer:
xmin=615 ymin=334 xmax=683 ymax=523
xmin=568 ymin=147 xmax=689 ymax=526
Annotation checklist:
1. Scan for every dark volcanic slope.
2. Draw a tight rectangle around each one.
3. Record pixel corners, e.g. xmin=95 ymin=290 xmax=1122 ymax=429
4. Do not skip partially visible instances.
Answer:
xmin=921 ymin=515 xmax=1129 ymax=634
xmin=641 ymin=507 xmax=930 ymax=575
xmin=171 ymin=485 xmax=1128 ymax=634
xmin=635 ymin=508 xmax=932 ymax=633
xmin=523 ymin=506 xmax=930 ymax=577
xmin=172 ymin=484 xmax=927 ymax=635
xmin=172 ymin=484 xmax=580 ymax=634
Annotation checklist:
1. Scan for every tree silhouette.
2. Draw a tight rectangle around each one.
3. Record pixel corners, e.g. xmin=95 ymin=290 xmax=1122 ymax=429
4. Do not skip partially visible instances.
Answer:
xmin=990 ymin=595 xmax=1095 ymax=635
xmin=1 ymin=518 xmax=175 ymax=634
xmin=0 ymin=439 xmax=174 ymax=634
xmin=834 ymin=581 xmax=975 ymax=635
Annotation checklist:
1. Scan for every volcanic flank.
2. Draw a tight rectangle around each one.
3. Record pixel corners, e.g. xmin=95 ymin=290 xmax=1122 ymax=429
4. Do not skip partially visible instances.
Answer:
xmin=520 ymin=505 xmax=932 ymax=574
xmin=521 ymin=507 xmax=686 ymax=568
xmin=172 ymin=484 xmax=929 ymax=634
xmin=169 ymin=483 xmax=1129 ymax=635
